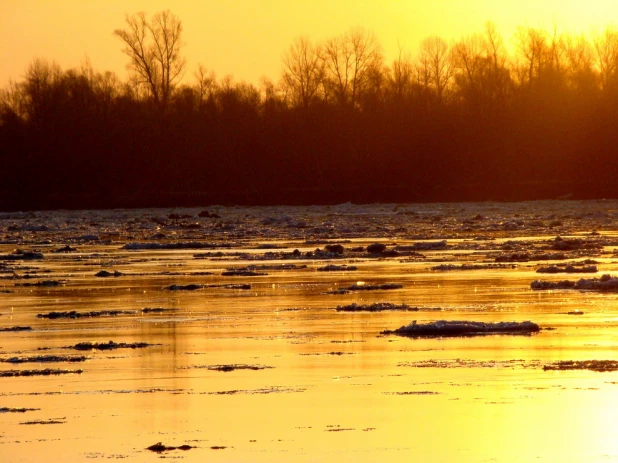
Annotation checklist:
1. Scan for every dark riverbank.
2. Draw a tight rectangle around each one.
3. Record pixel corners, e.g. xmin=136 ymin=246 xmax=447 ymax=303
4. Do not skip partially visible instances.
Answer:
xmin=1 ymin=180 xmax=614 ymax=212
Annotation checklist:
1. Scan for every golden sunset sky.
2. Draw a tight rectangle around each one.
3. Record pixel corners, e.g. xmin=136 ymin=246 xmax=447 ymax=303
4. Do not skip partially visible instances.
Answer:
xmin=1 ymin=0 xmax=616 ymax=87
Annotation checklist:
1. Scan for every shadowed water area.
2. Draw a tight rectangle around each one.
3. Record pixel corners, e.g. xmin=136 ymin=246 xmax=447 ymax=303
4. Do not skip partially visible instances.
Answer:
xmin=2 ymin=201 xmax=618 ymax=461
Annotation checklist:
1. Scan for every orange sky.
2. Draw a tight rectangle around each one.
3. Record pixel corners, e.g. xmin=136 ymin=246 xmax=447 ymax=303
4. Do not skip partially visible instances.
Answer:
xmin=1 ymin=0 xmax=616 ymax=87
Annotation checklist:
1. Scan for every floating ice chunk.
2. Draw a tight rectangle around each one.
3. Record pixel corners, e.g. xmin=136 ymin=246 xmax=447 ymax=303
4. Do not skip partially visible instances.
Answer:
xmin=95 ymin=270 xmax=123 ymax=277
xmin=221 ymin=268 xmax=267 ymax=276
xmin=165 ymin=284 xmax=204 ymax=291
xmin=367 ymin=243 xmax=387 ymax=254
xmin=536 ymin=264 xmax=597 ymax=274
xmin=574 ymin=274 xmax=618 ymax=291
xmin=317 ymin=264 xmax=358 ymax=272
xmin=530 ymin=280 xmax=575 ymax=290
xmin=543 ymin=360 xmax=618 ymax=372
xmin=531 ymin=274 xmax=618 ymax=291
xmin=0 ymin=250 xmax=44 ymax=261
xmin=336 ymin=303 xmax=437 ymax=312
xmin=383 ymin=320 xmax=540 ymax=337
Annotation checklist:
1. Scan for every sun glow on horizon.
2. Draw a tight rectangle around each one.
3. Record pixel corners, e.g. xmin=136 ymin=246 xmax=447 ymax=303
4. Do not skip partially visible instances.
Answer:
xmin=1 ymin=0 xmax=618 ymax=87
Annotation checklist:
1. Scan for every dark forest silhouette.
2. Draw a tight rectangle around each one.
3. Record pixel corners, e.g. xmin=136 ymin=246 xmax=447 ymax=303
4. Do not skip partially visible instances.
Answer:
xmin=2 ymin=11 xmax=618 ymax=210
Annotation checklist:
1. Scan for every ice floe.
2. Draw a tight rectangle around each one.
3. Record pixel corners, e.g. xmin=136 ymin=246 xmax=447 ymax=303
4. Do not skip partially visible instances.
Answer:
xmin=383 ymin=320 xmax=540 ymax=337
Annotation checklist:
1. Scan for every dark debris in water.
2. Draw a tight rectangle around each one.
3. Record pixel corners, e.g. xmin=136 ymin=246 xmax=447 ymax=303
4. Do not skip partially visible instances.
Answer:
xmin=398 ymin=358 xmax=618 ymax=372
xmin=2 ymin=355 xmax=87 ymax=364
xmin=146 ymin=442 xmax=195 ymax=453
xmin=0 ymin=387 xmax=185 ymax=397
xmin=398 ymin=359 xmax=541 ymax=369
xmin=0 ymin=250 xmax=44 ymax=261
xmin=325 ymin=425 xmax=355 ymax=432
xmin=208 ymin=283 xmax=252 ymax=290
xmin=183 ymin=364 xmax=273 ymax=372
xmin=299 ymin=351 xmax=356 ymax=356
xmin=69 ymin=341 xmax=158 ymax=351
xmin=336 ymin=302 xmax=431 ymax=312
xmin=0 ymin=368 xmax=83 ymax=377
xmin=431 ymin=263 xmax=516 ymax=271
xmin=0 ymin=407 xmax=40 ymax=413
xmin=383 ymin=320 xmax=541 ymax=337
xmin=166 ymin=282 xmax=252 ymax=290
xmin=530 ymin=280 xmax=576 ymax=290
xmin=0 ymin=326 xmax=32 ymax=332
xmin=20 ymin=418 xmax=66 ymax=425
xmin=15 ymin=280 xmax=64 ymax=287
xmin=163 ymin=270 xmax=214 ymax=276
xmin=536 ymin=264 xmax=597 ymax=274
xmin=543 ymin=360 xmax=618 ymax=372
xmin=383 ymin=391 xmax=440 ymax=395
xmin=95 ymin=270 xmax=123 ymax=277
xmin=208 ymin=386 xmax=305 ymax=395
xmin=495 ymin=252 xmax=567 ymax=262
xmin=165 ymin=284 xmax=204 ymax=291
xmin=221 ymin=268 xmax=268 ymax=276
xmin=207 ymin=364 xmax=272 ymax=372
xmin=247 ymin=263 xmax=307 ymax=270
xmin=330 ymin=340 xmax=366 ymax=343
xmin=531 ymin=274 xmax=618 ymax=291
xmin=317 ymin=264 xmax=358 ymax=272
xmin=550 ymin=236 xmax=604 ymax=251
xmin=37 ymin=310 xmax=137 ymax=319
xmin=53 ymin=245 xmax=77 ymax=253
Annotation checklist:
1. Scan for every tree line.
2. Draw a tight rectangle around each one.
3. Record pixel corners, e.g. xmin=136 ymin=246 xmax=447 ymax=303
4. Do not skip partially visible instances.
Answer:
xmin=1 ymin=11 xmax=618 ymax=210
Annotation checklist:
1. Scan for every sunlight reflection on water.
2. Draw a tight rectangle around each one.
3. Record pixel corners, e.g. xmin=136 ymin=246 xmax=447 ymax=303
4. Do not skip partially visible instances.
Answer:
xmin=1 ymin=202 xmax=618 ymax=461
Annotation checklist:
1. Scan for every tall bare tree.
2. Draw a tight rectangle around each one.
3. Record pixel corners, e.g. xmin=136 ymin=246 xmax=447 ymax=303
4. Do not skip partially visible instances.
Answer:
xmin=114 ymin=10 xmax=186 ymax=109
xmin=388 ymin=44 xmax=414 ymax=100
xmin=21 ymin=59 xmax=64 ymax=122
xmin=451 ymin=25 xmax=512 ymax=107
xmin=194 ymin=63 xmax=217 ymax=105
xmin=451 ymin=34 xmax=485 ymax=91
xmin=322 ymin=27 xmax=383 ymax=107
xmin=484 ymin=21 xmax=507 ymax=70
xmin=593 ymin=26 xmax=618 ymax=91
xmin=416 ymin=36 xmax=453 ymax=100
xmin=280 ymin=37 xmax=324 ymax=109
xmin=514 ymin=26 xmax=549 ymax=87
xmin=563 ymin=33 xmax=597 ymax=93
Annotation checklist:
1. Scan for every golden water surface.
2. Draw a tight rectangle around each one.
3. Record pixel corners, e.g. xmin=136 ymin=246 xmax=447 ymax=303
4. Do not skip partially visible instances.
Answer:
xmin=1 ymin=202 xmax=618 ymax=462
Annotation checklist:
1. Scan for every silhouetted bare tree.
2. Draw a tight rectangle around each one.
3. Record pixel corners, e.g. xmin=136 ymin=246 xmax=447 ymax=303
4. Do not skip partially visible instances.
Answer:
xmin=114 ymin=10 xmax=186 ymax=110
xmin=280 ymin=37 xmax=324 ymax=109
xmin=194 ymin=63 xmax=217 ymax=106
xmin=484 ymin=22 xmax=506 ymax=70
xmin=387 ymin=45 xmax=415 ymax=102
xmin=416 ymin=36 xmax=453 ymax=100
xmin=514 ymin=26 xmax=550 ymax=87
xmin=563 ymin=33 xmax=597 ymax=94
xmin=322 ymin=28 xmax=383 ymax=107
xmin=452 ymin=34 xmax=485 ymax=100
xmin=21 ymin=59 xmax=65 ymax=123
xmin=452 ymin=26 xmax=512 ymax=108
xmin=593 ymin=26 xmax=618 ymax=92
